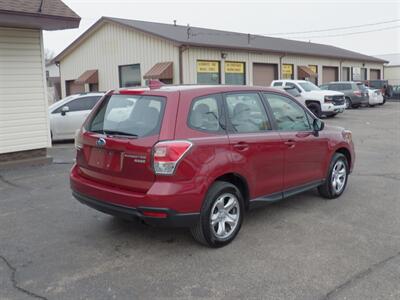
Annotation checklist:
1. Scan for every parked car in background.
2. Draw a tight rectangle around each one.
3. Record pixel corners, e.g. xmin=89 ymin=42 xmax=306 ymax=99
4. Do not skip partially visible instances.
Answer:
xmin=49 ymin=92 xmax=104 ymax=141
xmin=365 ymin=87 xmax=384 ymax=106
xmin=391 ymin=85 xmax=400 ymax=100
xmin=71 ymin=84 xmax=355 ymax=247
xmin=271 ymin=80 xmax=346 ymax=118
xmin=364 ymin=80 xmax=392 ymax=100
xmin=320 ymin=82 xmax=369 ymax=109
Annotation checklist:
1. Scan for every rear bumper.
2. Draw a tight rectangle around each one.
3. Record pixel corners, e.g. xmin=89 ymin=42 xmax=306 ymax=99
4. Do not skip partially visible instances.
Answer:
xmin=73 ymin=190 xmax=199 ymax=227
xmin=351 ymin=96 xmax=369 ymax=105
xmin=70 ymin=163 xmax=205 ymax=227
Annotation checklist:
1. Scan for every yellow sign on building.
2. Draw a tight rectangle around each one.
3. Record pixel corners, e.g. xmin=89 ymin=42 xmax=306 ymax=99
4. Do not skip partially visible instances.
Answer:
xmin=308 ymin=65 xmax=318 ymax=74
xmin=225 ymin=62 xmax=244 ymax=74
xmin=282 ymin=64 xmax=293 ymax=75
xmin=197 ymin=61 xmax=219 ymax=73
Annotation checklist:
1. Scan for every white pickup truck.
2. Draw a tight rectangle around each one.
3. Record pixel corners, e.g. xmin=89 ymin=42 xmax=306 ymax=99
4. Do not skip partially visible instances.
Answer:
xmin=271 ymin=80 xmax=346 ymax=117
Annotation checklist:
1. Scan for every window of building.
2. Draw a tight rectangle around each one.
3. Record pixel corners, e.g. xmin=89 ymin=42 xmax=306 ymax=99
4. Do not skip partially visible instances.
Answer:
xmin=264 ymin=93 xmax=311 ymax=131
xmin=119 ymin=64 xmax=141 ymax=87
xmin=282 ymin=64 xmax=294 ymax=79
xmin=225 ymin=62 xmax=245 ymax=85
xmin=225 ymin=93 xmax=271 ymax=133
xmin=197 ymin=60 xmax=220 ymax=84
xmin=89 ymin=83 xmax=99 ymax=92
xmin=188 ymin=94 xmax=221 ymax=132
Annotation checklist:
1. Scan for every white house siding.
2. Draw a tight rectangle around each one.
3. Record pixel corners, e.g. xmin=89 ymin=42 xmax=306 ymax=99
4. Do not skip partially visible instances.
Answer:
xmin=0 ymin=27 xmax=50 ymax=154
xmin=280 ymin=55 xmax=384 ymax=83
xmin=182 ymin=48 xmax=384 ymax=85
xmin=182 ymin=47 xmax=281 ymax=85
xmin=384 ymin=66 xmax=400 ymax=85
xmin=60 ymin=22 xmax=180 ymax=97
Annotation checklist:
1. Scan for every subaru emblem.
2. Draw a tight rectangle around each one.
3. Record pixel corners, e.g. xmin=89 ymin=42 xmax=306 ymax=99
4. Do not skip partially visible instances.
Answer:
xmin=96 ymin=138 xmax=106 ymax=147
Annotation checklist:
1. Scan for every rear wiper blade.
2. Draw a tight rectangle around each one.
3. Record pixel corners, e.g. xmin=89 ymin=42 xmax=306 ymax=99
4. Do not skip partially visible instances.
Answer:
xmin=103 ymin=130 xmax=138 ymax=138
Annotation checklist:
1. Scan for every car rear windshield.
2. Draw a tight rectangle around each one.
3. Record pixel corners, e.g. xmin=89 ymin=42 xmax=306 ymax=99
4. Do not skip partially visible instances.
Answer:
xmin=87 ymin=94 xmax=165 ymax=138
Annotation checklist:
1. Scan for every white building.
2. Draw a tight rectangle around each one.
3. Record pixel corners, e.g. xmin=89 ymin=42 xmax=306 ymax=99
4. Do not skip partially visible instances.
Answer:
xmin=54 ymin=17 xmax=386 ymax=98
xmin=0 ymin=0 xmax=80 ymax=164
xmin=376 ymin=53 xmax=400 ymax=85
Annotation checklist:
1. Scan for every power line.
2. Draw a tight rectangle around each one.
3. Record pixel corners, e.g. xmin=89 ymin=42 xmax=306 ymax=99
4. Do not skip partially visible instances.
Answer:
xmin=266 ymin=18 xmax=400 ymax=35
xmin=289 ymin=24 xmax=400 ymax=39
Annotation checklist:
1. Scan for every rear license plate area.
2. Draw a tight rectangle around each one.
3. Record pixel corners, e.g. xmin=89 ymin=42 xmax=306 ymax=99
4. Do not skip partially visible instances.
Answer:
xmin=88 ymin=148 xmax=122 ymax=172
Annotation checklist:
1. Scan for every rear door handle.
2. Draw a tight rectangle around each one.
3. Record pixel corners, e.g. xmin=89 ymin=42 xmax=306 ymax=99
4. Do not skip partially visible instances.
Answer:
xmin=284 ymin=139 xmax=296 ymax=148
xmin=233 ymin=142 xmax=249 ymax=151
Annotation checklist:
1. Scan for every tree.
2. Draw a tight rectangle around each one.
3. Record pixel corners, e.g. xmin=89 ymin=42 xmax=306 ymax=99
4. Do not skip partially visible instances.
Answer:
xmin=44 ymin=49 xmax=55 ymax=64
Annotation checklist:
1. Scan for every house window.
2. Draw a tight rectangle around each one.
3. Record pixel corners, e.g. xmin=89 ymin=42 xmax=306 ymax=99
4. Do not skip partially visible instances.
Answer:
xmin=119 ymin=64 xmax=141 ymax=87
xmin=282 ymin=64 xmax=294 ymax=79
xmin=225 ymin=62 xmax=245 ymax=85
xmin=197 ymin=60 xmax=220 ymax=84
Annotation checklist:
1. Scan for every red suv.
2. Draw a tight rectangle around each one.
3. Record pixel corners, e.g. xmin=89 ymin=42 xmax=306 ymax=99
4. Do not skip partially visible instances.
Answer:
xmin=71 ymin=85 xmax=355 ymax=247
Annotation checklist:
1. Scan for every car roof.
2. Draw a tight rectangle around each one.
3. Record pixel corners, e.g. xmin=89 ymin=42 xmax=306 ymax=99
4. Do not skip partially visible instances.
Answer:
xmin=328 ymin=81 xmax=362 ymax=84
xmin=273 ymin=79 xmax=310 ymax=82
xmin=117 ymin=84 xmax=281 ymax=95
xmin=48 ymin=92 xmax=104 ymax=110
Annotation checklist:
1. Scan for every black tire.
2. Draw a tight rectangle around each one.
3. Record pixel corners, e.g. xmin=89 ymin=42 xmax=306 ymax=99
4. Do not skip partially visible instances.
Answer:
xmin=326 ymin=113 xmax=337 ymax=118
xmin=345 ymin=97 xmax=352 ymax=109
xmin=190 ymin=181 xmax=244 ymax=248
xmin=307 ymin=103 xmax=322 ymax=118
xmin=318 ymin=153 xmax=349 ymax=199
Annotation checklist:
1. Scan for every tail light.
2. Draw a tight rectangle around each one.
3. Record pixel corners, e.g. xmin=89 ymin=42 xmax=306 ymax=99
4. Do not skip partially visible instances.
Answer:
xmin=152 ymin=140 xmax=193 ymax=175
xmin=74 ymin=128 xmax=84 ymax=150
xmin=353 ymin=90 xmax=362 ymax=97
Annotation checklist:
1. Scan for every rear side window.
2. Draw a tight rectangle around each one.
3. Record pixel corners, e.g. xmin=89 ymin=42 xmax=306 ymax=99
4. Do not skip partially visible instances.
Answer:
xmin=188 ymin=95 xmax=221 ymax=132
xmin=285 ymin=82 xmax=301 ymax=93
xmin=328 ymin=84 xmax=342 ymax=91
xmin=272 ymin=82 xmax=283 ymax=87
xmin=225 ymin=93 xmax=271 ymax=133
xmin=356 ymin=83 xmax=367 ymax=90
xmin=88 ymin=95 xmax=165 ymax=138
xmin=53 ymin=96 xmax=101 ymax=113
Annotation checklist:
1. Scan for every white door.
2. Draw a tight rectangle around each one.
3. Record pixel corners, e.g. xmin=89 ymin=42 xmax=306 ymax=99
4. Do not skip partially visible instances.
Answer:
xmin=51 ymin=96 xmax=101 ymax=140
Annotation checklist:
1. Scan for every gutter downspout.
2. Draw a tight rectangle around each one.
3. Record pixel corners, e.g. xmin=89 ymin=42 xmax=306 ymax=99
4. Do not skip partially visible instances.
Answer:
xmin=179 ymin=45 xmax=189 ymax=84
xmin=279 ymin=53 xmax=286 ymax=79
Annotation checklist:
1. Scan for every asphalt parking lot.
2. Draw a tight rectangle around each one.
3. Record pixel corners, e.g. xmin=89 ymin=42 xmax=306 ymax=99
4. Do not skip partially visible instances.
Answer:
xmin=1 ymin=103 xmax=399 ymax=300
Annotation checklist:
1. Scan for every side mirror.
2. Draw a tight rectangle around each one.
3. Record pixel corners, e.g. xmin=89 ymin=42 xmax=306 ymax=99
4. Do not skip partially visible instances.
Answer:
xmin=61 ymin=106 xmax=69 ymax=116
xmin=313 ymin=118 xmax=324 ymax=135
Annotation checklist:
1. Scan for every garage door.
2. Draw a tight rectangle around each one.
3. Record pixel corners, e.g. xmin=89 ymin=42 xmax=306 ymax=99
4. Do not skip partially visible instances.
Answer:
xmin=253 ymin=63 xmax=278 ymax=86
xmin=370 ymin=69 xmax=381 ymax=80
xmin=66 ymin=80 xmax=84 ymax=96
xmin=322 ymin=66 xmax=338 ymax=83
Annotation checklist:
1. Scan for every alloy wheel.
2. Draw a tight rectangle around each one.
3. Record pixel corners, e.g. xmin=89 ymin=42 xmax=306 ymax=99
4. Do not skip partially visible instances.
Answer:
xmin=210 ymin=193 xmax=240 ymax=239
xmin=331 ymin=160 xmax=347 ymax=194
